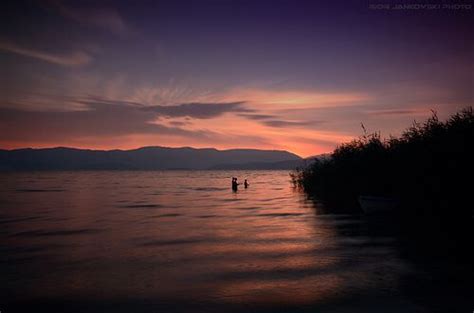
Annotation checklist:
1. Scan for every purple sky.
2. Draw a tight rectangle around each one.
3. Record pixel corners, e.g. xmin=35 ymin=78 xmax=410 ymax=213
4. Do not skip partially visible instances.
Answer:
xmin=0 ymin=0 xmax=472 ymax=156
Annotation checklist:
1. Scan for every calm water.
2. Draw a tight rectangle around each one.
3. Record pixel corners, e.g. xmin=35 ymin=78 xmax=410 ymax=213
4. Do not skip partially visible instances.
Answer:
xmin=0 ymin=171 xmax=471 ymax=313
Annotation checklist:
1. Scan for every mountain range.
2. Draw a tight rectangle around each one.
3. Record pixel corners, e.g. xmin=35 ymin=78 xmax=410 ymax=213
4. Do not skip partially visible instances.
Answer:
xmin=0 ymin=146 xmax=308 ymax=170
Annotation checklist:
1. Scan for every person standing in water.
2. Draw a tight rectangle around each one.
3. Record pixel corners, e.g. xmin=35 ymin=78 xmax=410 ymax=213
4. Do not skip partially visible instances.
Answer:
xmin=244 ymin=179 xmax=249 ymax=188
xmin=232 ymin=177 xmax=239 ymax=191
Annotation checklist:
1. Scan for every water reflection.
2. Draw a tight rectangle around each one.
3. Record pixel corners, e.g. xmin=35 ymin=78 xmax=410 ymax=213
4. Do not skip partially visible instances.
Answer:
xmin=0 ymin=171 xmax=471 ymax=312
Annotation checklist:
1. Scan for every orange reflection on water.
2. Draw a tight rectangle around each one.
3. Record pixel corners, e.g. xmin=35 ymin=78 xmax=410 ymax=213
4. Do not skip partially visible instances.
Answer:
xmin=0 ymin=170 xmax=401 ymax=310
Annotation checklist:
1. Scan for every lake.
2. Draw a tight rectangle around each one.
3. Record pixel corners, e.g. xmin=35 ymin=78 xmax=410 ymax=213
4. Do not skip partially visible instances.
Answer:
xmin=0 ymin=171 xmax=471 ymax=312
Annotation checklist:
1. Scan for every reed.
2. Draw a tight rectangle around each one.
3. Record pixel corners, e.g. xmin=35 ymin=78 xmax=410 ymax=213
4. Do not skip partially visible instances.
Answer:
xmin=292 ymin=107 xmax=473 ymax=218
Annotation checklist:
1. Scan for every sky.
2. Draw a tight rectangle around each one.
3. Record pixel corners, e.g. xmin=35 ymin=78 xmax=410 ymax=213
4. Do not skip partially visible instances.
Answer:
xmin=0 ymin=0 xmax=472 ymax=157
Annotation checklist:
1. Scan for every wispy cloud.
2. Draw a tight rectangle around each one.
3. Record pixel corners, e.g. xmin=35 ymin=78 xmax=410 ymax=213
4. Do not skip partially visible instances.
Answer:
xmin=143 ymin=102 xmax=251 ymax=119
xmin=0 ymin=98 xmax=258 ymax=142
xmin=262 ymin=120 xmax=323 ymax=128
xmin=0 ymin=101 xmax=272 ymax=151
xmin=0 ymin=102 xmax=214 ymax=141
xmin=237 ymin=113 xmax=276 ymax=120
xmin=220 ymin=88 xmax=371 ymax=109
xmin=53 ymin=1 xmax=134 ymax=36
xmin=77 ymin=98 xmax=251 ymax=119
xmin=128 ymin=84 xmax=218 ymax=106
xmin=365 ymin=109 xmax=428 ymax=117
xmin=0 ymin=40 xmax=91 ymax=67
xmin=238 ymin=113 xmax=323 ymax=128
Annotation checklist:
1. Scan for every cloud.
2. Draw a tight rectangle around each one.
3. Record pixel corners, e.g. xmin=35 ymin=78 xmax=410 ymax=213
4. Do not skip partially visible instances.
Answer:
xmin=0 ymin=100 xmax=274 ymax=150
xmin=168 ymin=120 xmax=189 ymax=127
xmin=262 ymin=120 xmax=323 ymax=128
xmin=220 ymin=88 xmax=371 ymax=109
xmin=129 ymin=84 xmax=218 ymax=106
xmin=53 ymin=1 xmax=133 ymax=36
xmin=75 ymin=98 xmax=251 ymax=119
xmin=365 ymin=109 xmax=428 ymax=117
xmin=0 ymin=85 xmax=368 ymax=155
xmin=0 ymin=99 xmax=258 ymax=143
xmin=0 ymin=40 xmax=91 ymax=67
xmin=237 ymin=113 xmax=276 ymax=120
xmin=143 ymin=101 xmax=251 ymax=119
xmin=238 ymin=112 xmax=324 ymax=128
xmin=0 ymin=101 xmax=214 ymax=142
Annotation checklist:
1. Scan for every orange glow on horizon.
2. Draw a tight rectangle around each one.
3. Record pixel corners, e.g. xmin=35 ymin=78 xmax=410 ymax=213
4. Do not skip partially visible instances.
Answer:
xmin=0 ymin=138 xmax=339 ymax=158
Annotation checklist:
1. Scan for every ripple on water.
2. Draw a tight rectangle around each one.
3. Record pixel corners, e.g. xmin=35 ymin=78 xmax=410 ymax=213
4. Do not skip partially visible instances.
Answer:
xmin=210 ymin=266 xmax=334 ymax=282
xmin=220 ymin=198 xmax=245 ymax=202
xmin=15 ymin=189 xmax=66 ymax=193
xmin=1 ymin=171 xmax=433 ymax=313
xmin=0 ymin=216 xmax=43 ymax=224
xmin=140 ymin=238 xmax=205 ymax=247
xmin=152 ymin=213 xmax=182 ymax=218
xmin=234 ymin=206 xmax=260 ymax=210
xmin=120 ymin=204 xmax=164 ymax=208
xmin=256 ymin=213 xmax=305 ymax=217
xmin=0 ymin=243 xmax=78 ymax=258
xmin=197 ymin=215 xmax=220 ymax=219
xmin=192 ymin=187 xmax=228 ymax=191
xmin=11 ymin=228 xmax=101 ymax=237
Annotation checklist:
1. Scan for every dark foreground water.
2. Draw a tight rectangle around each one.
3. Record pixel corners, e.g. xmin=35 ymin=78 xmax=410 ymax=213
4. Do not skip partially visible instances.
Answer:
xmin=0 ymin=171 xmax=471 ymax=313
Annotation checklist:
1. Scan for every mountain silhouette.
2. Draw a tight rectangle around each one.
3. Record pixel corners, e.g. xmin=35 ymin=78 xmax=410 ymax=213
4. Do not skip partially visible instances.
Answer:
xmin=0 ymin=146 xmax=302 ymax=170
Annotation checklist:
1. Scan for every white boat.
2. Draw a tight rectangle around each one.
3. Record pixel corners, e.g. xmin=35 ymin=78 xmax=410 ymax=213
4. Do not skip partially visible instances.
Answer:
xmin=358 ymin=195 xmax=399 ymax=214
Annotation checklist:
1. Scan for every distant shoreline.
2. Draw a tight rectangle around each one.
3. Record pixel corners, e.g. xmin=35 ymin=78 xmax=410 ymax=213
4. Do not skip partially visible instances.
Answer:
xmin=0 ymin=146 xmax=306 ymax=171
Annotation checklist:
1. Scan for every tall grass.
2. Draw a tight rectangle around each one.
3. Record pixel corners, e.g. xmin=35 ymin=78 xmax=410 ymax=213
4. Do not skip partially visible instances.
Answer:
xmin=292 ymin=107 xmax=473 ymax=217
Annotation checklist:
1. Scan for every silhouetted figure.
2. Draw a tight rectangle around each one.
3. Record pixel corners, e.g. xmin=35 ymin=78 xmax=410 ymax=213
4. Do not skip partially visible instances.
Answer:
xmin=232 ymin=177 xmax=240 ymax=191
xmin=244 ymin=179 xmax=249 ymax=188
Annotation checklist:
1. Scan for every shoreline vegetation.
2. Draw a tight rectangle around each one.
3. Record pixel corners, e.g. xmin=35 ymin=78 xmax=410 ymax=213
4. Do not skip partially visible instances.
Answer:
xmin=291 ymin=107 xmax=473 ymax=224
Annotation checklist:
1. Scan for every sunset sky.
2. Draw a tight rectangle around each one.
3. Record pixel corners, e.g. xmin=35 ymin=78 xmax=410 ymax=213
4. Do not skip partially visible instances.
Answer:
xmin=1 ymin=0 xmax=472 ymax=157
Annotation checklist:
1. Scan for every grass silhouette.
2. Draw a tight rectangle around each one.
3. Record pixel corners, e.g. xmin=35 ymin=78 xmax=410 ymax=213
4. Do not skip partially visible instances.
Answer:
xmin=292 ymin=107 xmax=473 ymax=220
